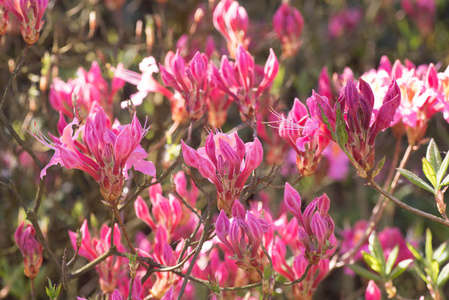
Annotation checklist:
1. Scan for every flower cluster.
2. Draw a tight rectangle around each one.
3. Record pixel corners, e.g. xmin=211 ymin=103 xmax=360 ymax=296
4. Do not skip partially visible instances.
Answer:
xmin=31 ymin=107 xmax=155 ymax=204
xmin=182 ymin=131 xmax=262 ymax=215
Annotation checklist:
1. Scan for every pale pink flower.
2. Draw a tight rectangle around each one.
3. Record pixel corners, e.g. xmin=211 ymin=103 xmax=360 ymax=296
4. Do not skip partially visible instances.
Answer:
xmin=181 ymin=131 xmax=263 ymax=215
xmin=14 ymin=222 xmax=43 ymax=279
xmin=272 ymin=2 xmax=304 ymax=58
xmin=322 ymin=141 xmax=349 ymax=181
xmin=69 ymin=220 xmax=128 ymax=294
xmin=31 ymin=107 xmax=155 ymax=204
xmin=213 ymin=0 xmax=249 ymax=57
xmin=3 ymin=0 xmax=48 ymax=44
xmin=113 ymin=56 xmax=174 ymax=109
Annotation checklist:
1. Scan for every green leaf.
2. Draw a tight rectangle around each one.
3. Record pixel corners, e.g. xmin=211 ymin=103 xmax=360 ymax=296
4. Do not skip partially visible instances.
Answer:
xmin=390 ymin=259 xmax=413 ymax=280
xmin=430 ymin=260 xmax=440 ymax=283
xmin=407 ymin=242 xmax=424 ymax=262
xmin=426 ymin=228 xmax=434 ymax=263
xmin=437 ymin=152 xmax=449 ymax=187
xmin=436 ymin=262 xmax=449 ymax=287
xmin=347 ymin=264 xmax=382 ymax=281
xmin=369 ymin=234 xmax=386 ymax=272
xmin=441 ymin=174 xmax=449 ymax=187
xmin=362 ymin=251 xmax=382 ymax=273
xmin=386 ymin=245 xmax=399 ymax=275
xmin=335 ymin=104 xmax=348 ymax=147
xmin=434 ymin=243 xmax=448 ymax=264
xmin=372 ymin=156 xmax=386 ymax=178
xmin=397 ymin=168 xmax=436 ymax=194
xmin=426 ymin=139 xmax=442 ymax=174
xmin=423 ymin=158 xmax=438 ymax=188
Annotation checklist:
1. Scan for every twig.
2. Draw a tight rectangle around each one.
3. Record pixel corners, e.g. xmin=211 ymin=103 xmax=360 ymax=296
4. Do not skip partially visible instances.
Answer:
xmin=69 ymin=246 xmax=117 ymax=279
xmin=171 ymin=179 xmax=204 ymax=225
xmin=0 ymin=45 xmax=30 ymax=110
xmin=276 ymin=263 xmax=312 ymax=286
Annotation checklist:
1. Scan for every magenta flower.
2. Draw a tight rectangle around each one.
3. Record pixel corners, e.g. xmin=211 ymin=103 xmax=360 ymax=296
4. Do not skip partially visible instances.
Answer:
xmin=273 ymin=2 xmax=304 ymax=58
xmin=328 ymin=7 xmax=363 ymax=39
xmin=14 ymin=222 xmax=43 ymax=279
xmin=31 ymin=107 xmax=155 ymax=204
xmin=365 ymin=280 xmax=381 ymax=300
xmin=49 ymin=61 xmax=124 ymax=120
xmin=277 ymin=98 xmax=329 ymax=177
xmin=271 ymin=238 xmax=329 ymax=300
xmin=213 ymin=0 xmax=249 ymax=57
xmin=160 ymin=50 xmax=212 ymax=121
xmin=134 ymin=182 xmax=182 ymax=243
xmin=284 ymin=183 xmax=336 ymax=264
xmin=69 ymin=220 xmax=128 ymax=294
xmin=307 ymin=79 xmax=401 ymax=176
xmin=3 ymin=0 xmax=48 ymax=44
xmin=402 ymin=0 xmax=435 ymax=37
xmin=212 ymin=45 xmax=278 ymax=120
xmin=215 ymin=200 xmax=270 ymax=273
xmin=181 ymin=131 xmax=263 ymax=215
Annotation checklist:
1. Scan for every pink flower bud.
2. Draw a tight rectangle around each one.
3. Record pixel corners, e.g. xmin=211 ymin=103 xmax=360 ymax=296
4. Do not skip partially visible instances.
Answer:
xmin=365 ymin=280 xmax=381 ymax=300
xmin=273 ymin=3 xmax=304 ymax=57
xmin=3 ymin=0 xmax=48 ymax=45
xmin=14 ymin=222 xmax=43 ymax=279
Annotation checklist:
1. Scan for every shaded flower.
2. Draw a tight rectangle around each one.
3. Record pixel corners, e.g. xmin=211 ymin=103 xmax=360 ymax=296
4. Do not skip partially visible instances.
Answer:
xmin=273 ymin=2 xmax=304 ymax=58
xmin=14 ymin=222 xmax=43 ymax=279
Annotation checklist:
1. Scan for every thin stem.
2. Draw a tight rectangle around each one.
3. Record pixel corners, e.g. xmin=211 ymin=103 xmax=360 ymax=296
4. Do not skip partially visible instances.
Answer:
xmin=366 ymin=177 xmax=449 ymax=227
xmin=112 ymin=207 xmax=148 ymax=268
xmin=171 ymin=181 xmax=204 ymax=225
xmin=30 ymin=278 xmax=35 ymax=300
xmin=0 ymin=45 xmax=30 ymax=110
xmin=276 ymin=263 xmax=312 ymax=286
xmin=176 ymin=221 xmax=211 ymax=300
xmin=335 ymin=143 xmax=413 ymax=268
xmin=69 ymin=246 xmax=117 ymax=279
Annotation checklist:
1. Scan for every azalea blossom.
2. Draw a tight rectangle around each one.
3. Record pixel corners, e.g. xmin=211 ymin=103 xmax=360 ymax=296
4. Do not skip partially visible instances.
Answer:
xmin=14 ymin=222 xmax=43 ymax=279
xmin=3 ymin=0 xmax=48 ymax=44
xmin=181 ymin=131 xmax=263 ymax=215
xmin=31 ymin=107 xmax=155 ymax=204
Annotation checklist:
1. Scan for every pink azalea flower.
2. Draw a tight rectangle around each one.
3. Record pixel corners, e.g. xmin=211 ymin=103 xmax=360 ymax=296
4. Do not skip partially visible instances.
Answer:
xmin=69 ymin=220 xmax=128 ymax=294
xmin=212 ymin=45 xmax=278 ymax=120
xmin=181 ymin=131 xmax=263 ymax=215
xmin=213 ymin=0 xmax=249 ymax=57
xmin=272 ymin=2 xmax=304 ymax=58
xmin=284 ymin=183 xmax=336 ymax=264
xmin=31 ymin=107 xmax=155 ymax=204
xmin=49 ymin=61 xmax=124 ymax=120
xmin=307 ymin=79 xmax=400 ymax=175
xmin=160 ymin=51 xmax=212 ymax=121
xmin=14 ymin=222 xmax=43 ymax=279
xmin=328 ymin=7 xmax=363 ymax=39
xmin=215 ymin=200 xmax=270 ymax=273
xmin=277 ymin=98 xmax=329 ymax=177
xmin=271 ymin=238 xmax=329 ymax=299
xmin=322 ymin=141 xmax=349 ymax=181
xmin=402 ymin=0 xmax=435 ymax=37
xmin=3 ymin=0 xmax=48 ymax=44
